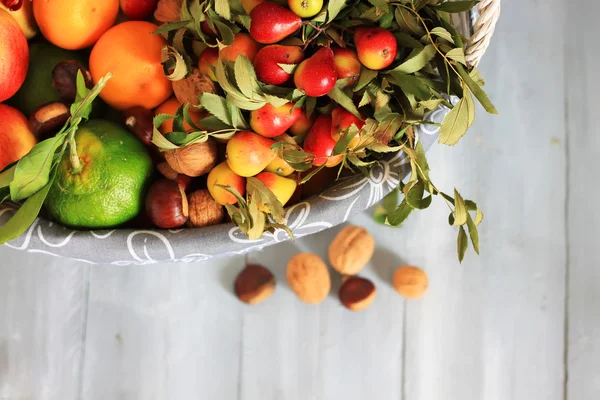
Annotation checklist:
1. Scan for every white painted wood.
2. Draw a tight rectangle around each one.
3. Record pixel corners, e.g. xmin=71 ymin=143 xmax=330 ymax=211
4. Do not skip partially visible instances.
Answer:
xmin=401 ymin=0 xmax=568 ymax=399
xmin=80 ymin=257 xmax=245 ymax=399
xmin=5 ymin=0 xmax=600 ymax=397
xmin=566 ymin=1 xmax=600 ymax=399
xmin=0 ymin=247 xmax=88 ymax=400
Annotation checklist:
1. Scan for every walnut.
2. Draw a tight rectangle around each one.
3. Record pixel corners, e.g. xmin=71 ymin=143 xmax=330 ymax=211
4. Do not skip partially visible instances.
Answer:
xmin=172 ymin=68 xmax=218 ymax=107
xmin=164 ymin=139 xmax=217 ymax=177
xmin=286 ymin=253 xmax=331 ymax=304
xmin=328 ymin=225 xmax=375 ymax=275
xmin=154 ymin=0 xmax=182 ymax=23
xmin=186 ymin=189 xmax=224 ymax=228
xmin=393 ymin=266 xmax=428 ymax=299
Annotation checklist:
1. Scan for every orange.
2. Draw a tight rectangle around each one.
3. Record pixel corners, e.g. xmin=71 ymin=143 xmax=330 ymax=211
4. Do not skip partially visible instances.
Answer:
xmin=33 ymin=0 xmax=119 ymax=50
xmin=90 ymin=21 xmax=172 ymax=110
xmin=155 ymin=97 xmax=206 ymax=134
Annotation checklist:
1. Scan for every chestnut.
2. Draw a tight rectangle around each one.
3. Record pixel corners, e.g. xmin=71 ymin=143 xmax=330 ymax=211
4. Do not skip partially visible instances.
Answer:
xmin=145 ymin=179 xmax=189 ymax=229
xmin=338 ymin=276 xmax=377 ymax=311
xmin=123 ymin=106 xmax=154 ymax=146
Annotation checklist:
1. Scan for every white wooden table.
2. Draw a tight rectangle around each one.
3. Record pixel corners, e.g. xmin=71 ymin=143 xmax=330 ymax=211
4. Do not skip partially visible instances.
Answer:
xmin=1 ymin=1 xmax=597 ymax=399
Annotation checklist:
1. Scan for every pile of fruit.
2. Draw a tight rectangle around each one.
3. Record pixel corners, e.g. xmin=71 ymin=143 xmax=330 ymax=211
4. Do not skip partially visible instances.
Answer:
xmin=0 ymin=0 xmax=494 ymax=260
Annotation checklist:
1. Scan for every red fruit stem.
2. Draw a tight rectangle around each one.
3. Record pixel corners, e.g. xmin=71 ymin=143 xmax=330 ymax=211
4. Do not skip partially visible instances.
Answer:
xmin=1 ymin=0 xmax=22 ymax=11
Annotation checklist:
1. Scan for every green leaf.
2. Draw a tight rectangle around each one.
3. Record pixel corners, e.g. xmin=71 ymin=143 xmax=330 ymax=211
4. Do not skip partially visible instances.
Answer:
xmin=0 ymin=181 xmax=53 ymax=245
xmin=420 ymin=98 xmax=445 ymax=110
xmin=466 ymin=214 xmax=480 ymax=254
xmin=438 ymin=89 xmax=474 ymax=145
xmin=406 ymin=181 xmax=432 ymax=209
xmin=328 ymin=86 xmax=362 ymax=119
xmin=161 ymin=46 xmax=189 ymax=82
xmin=429 ymin=27 xmax=455 ymax=44
xmin=305 ymin=96 xmax=317 ymax=119
xmin=457 ymin=64 xmax=498 ymax=114
xmin=333 ymin=125 xmax=360 ymax=155
xmin=354 ymin=68 xmax=377 ymax=92
xmin=247 ymin=177 xmax=286 ymax=223
xmin=394 ymin=32 xmax=425 ymax=49
xmin=300 ymin=165 xmax=326 ymax=184
xmin=213 ymin=20 xmax=236 ymax=46
xmin=469 ymin=67 xmax=485 ymax=86
xmin=457 ymin=226 xmax=468 ymax=263
xmin=0 ymin=165 xmax=15 ymax=189
xmin=435 ymin=0 xmax=478 ymax=13
xmin=367 ymin=0 xmax=389 ymax=12
xmin=327 ymin=0 xmax=346 ymax=22
xmin=71 ymin=72 xmax=112 ymax=120
xmin=151 ymin=127 xmax=179 ymax=150
xmin=392 ymin=44 xmax=436 ymax=74
xmin=199 ymin=93 xmax=233 ymax=126
xmin=387 ymin=71 xmax=431 ymax=100
xmin=152 ymin=20 xmax=193 ymax=35
xmin=214 ymin=0 xmax=231 ymax=20
xmin=387 ymin=199 xmax=413 ymax=226
xmin=10 ymin=135 xmax=65 ymax=201
xmin=474 ymin=208 xmax=484 ymax=225
xmin=446 ymin=48 xmax=467 ymax=65
xmin=234 ymin=55 xmax=259 ymax=98
xmin=277 ymin=63 xmax=298 ymax=74
xmin=415 ymin=140 xmax=430 ymax=180
xmin=453 ymin=189 xmax=468 ymax=226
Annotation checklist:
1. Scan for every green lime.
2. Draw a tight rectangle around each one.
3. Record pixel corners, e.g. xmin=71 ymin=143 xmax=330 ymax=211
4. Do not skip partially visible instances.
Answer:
xmin=45 ymin=120 xmax=154 ymax=229
xmin=10 ymin=42 xmax=87 ymax=116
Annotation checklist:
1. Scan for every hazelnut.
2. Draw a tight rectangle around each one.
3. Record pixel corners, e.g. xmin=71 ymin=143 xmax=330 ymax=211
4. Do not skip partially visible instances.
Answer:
xmin=145 ymin=179 xmax=189 ymax=229
xmin=286 ymin=253 xmax=331 ymax=304
xmin=186 ymin=189 xmax=224 ymax=228
xmin=28 ymin=102 xmax=70 ymax=137
xmin=157 ymin=162 xmax=193 ymax=191
xmin=328 ymin=225 xmax=375 ymax=275
xmin=52 ymin=60 xmax=93 ymax=104
xmin=338 ymin=276 xmax=376 ymax=311
xmin=172 ymin=68 xmax=218 ymax=106
xmin=234 ymin=264 xmax=276 ymax=304
xmin=393 ymin=266 xmax=428 ymax=299
xmin=123 ymin=106 xmax=154 ymax=146
xmin=165 ymin=139 xmax=218 ymax=177
xmin=154 ymin=0 xmax=182 ymax=23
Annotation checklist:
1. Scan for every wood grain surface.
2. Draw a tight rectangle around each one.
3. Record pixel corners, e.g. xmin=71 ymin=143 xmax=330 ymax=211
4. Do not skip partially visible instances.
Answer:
xmin=0 ymin=0 xmax=595 ymax=399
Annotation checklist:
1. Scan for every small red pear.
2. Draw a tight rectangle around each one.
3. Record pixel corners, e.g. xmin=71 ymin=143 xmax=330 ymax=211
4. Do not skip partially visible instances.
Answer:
xmin=294 ymin=47 xmax=337 ymax=97
xmin=332 ymin=47 xmax=362 ymax=86
xmin=303 ymin=115 xmax=343 ymax=167
xmin=250 ymin=103 xmax=302 ymax=138
xmin=249 ymin=2 xmax=302 ymax=44
xmin=253 ymin=44 xmax=304 ymax=85
xmin=331 ymin=107 xmax=364 ymax=149
xmin=353 ymin=27 xmax=397 ymax=70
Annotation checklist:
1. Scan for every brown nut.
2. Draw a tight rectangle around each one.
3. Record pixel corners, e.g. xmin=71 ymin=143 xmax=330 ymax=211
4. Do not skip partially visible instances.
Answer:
xmin=234 ymin=264 xmax=276 ymax=304
xmin=157 ymin=162 xmax=193 ymax=191
xmin=165 ymin=139 xmax=217 ymax=177
xmin=328 ymin=225 xmax=375 ymax=275
xmin=52 ymin=60 xmax=93 ymax=104
xmin=172 ymin=68 xmax=218 ymax=106
xmin=123 ymin=106 xmax=154 ymax=146
xmin=339 ymin=276 xmax=376 ymax=311
xmin=286 ymin=253 xmax=331 ymax=304
xmin=393 ymin=266 xmax=428 ymax=299
xmin=186 ymin=189 xmax=224 ymax=228
xmin=28 ymin=102 xmax=70 ymax=137
xmin=154 ymin=0 xmax=182 ymax=22
xmin=145 ymin=179 xmax=189 ymax=229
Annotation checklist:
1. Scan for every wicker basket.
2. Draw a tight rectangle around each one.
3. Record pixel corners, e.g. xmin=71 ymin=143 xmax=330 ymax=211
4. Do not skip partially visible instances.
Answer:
xmin=0 ymin=0 xmax=501 ymax=264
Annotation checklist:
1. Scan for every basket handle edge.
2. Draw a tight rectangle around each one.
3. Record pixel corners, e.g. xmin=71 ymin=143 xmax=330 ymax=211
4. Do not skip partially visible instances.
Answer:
xmin=465 ymin=0 xmax=501 ymax=67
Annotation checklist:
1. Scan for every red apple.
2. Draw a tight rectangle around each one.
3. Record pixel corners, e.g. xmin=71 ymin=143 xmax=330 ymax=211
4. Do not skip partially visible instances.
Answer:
xmin=253 ymin=44 xmax=304 ymax=85
xmin=303 ymin=115 xmax=343 ymax=167
xmin=0 ymin=8 xmax=28 ymax=102
xmin=120 ymin=0 xmax=158 ymax=20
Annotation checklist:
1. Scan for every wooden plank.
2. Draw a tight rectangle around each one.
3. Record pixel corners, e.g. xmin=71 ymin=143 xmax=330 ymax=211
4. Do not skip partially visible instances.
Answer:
xmin=80 ymin=257 xmax=245 ymax=399
xmin=566 ymin=0 xmax=600 ymax=398
xmin=402 ymin=0 xmax=568 ymax=399
xmin=0 ymin=247 xmax=88 ymax=400
xmin=239 ymin=234 xmax=405 ymax=400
